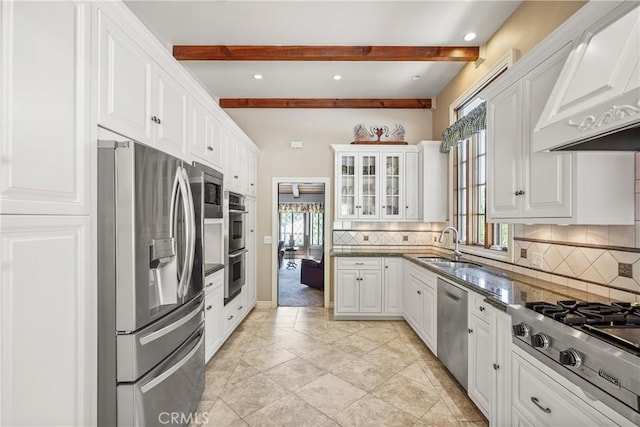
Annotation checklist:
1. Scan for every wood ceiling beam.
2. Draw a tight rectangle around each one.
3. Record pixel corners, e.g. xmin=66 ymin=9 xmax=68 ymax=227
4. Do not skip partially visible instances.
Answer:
xmin=219 ymin=98 xmax=432 ymax=109
xmin=173 ymin=45 xmax=479 ymax=62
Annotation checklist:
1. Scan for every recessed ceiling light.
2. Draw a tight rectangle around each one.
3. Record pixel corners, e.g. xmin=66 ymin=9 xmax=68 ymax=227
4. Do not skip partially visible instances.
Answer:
xmin=332 ymin=74 xmax=342 ymax=80
xmin=412 ymin=75 xmax=421 ymax=80
xmin=252 ymin=74 xmax=263 ymax=80
xmin=463 ymin=32 xmax=477 ymax=42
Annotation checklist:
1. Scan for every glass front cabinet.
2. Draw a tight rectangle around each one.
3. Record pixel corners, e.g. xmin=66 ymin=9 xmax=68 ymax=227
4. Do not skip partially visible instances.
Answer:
xmin=336 ymin=152 xmax=379 ymax=220
xmin=381 ymin=153 xmax=403 ymax=220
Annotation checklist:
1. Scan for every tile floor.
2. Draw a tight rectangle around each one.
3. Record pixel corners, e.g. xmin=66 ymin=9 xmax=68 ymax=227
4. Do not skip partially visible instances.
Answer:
xmin=193 ymin=306 xmax=488 ymax=427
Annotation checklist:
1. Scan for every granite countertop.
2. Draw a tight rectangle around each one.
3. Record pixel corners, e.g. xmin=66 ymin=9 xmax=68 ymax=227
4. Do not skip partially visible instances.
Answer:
xmin=204 ymin=263 xmax=224 ymax=276
xmin=331 ymin=248 xmax=611 ymax=311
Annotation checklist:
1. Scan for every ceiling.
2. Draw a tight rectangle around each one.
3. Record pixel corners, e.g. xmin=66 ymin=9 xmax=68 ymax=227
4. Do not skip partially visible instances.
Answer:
xmin=125 ymin=1 xmax=522 ymax=101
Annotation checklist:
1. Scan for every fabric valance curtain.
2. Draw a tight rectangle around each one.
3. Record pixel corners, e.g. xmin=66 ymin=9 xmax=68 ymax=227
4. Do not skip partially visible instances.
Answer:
xmin=440 ymin=102 xmax=486 ymax=153
xmin=278 ymin=202 xmax=324 ymax=213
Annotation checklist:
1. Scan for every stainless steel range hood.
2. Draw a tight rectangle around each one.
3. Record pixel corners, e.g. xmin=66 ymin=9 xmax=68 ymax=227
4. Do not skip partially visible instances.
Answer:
xmin=533 ymin=2 xmax=640 ymax=152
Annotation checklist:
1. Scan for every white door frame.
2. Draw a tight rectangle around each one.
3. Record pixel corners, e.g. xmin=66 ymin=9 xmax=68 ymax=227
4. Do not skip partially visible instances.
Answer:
xmin=271 ymin=177 xmax=331 ymax=308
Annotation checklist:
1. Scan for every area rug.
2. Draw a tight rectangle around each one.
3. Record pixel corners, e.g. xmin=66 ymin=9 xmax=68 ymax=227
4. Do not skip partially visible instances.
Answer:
xmin=278 ymin=260 xmax=324 ymax=307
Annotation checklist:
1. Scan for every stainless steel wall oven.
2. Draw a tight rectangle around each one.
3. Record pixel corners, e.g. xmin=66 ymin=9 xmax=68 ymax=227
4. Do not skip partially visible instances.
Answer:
xmin=224 ymin=191 xmax=247 ymax=304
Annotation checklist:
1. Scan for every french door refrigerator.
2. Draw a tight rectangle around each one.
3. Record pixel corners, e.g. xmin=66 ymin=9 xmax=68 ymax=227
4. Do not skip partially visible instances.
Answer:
xmin=98 ymin=137 xmax=205 ymax=427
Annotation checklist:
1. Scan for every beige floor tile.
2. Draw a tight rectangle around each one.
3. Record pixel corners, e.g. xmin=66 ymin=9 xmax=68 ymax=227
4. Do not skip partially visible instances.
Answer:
xmin=335 ymin=394 xmax=418 ymax=427
xmin=353 ymin=326 xmax=398 ymax=344
xmin=254 ymin=325 xmax=301 ymax=343
xmin=243 ymin=394 xmax=330 ymax=427
xmin=241 ymin=343 xmax=297 ymax=371
xmin=201 ymin=399 xmax=248 ymax=427
xmin=321 ymin=418 xmax=341 ymax=427
xmin=227 ymin=359 xmax=261 ymax=386
xmin=202 ymin=370 xmax=232 ymax=401
xmin=264 ymin=357 xmax=327 ymax=391
xmin=425 ymin=366 xmax=458 ymax=389
xmin=361 ymin=343 xmax=416 ymax=369
xmin=206 ymin=348 xmax=241 ymax=373
xmin=331 ymin=358 xmax=397 ymax=391
xmin=301 ymin=344 xmax=356 ymax=371
xmin=330 ymin=333 xmax=382 ymax=356
xmin=273 ymin=331 xmax=326 ymax=356
xmin=243 ymin=336 xmax=273 ymax=353
xmin=296 ymin=373 xmax=366 ymax=417
xmin=458 ymin=422 xmax=489 ymax=427
xmin=436 ymin=385 xmax=485 ymax=422
xmin=221 ymin=373 xmax=289 ymax=418
xmin=415 ymin=399 xmax=460 ymax=427
xmin=397 ymin=361 xmax=432 ymax=387
xmin=372 ymin=374 xmax=440 ymax=419
xmin=296 ymin=323 xmax=353 ymax=343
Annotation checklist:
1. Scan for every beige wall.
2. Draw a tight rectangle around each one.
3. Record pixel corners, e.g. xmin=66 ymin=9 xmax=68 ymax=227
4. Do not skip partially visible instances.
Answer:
xmin=225 ymin=108 xmax=432 ymax=302
xmin=432 ymin=0 xmax=586 ymax=138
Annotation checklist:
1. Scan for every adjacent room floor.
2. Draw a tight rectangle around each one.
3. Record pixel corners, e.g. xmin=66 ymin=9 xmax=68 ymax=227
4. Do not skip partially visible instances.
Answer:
xmin=193 ymin=306 xmax=488 ymax=427
xmin=278 ymin=260 xmax=324 ymax=307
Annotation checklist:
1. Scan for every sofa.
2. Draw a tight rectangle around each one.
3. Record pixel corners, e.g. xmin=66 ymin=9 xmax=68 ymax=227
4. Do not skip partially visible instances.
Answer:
xmin=300 ymin=253 xmax=324 ymax=290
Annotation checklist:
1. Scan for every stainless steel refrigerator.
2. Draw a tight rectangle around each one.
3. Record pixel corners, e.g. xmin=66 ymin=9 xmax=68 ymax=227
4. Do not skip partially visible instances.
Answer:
xmin=98 ymin=137 xmax=205 ymax=427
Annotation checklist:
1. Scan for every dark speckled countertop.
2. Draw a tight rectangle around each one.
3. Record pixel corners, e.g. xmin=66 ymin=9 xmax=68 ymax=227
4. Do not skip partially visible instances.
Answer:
xmin=331 ymin=248 xmax=612 ymax=311
xmin=204 ymin=263 xmax=224 ymax=276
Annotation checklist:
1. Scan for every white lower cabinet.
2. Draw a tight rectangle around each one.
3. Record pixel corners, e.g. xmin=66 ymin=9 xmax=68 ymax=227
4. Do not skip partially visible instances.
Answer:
xmin=383 ymin=257 xmax=403 ymax=314
xmin=204 ymin=271 xmax=224 ymax=362
xmin=403 ymin=262 xmax=437 ymax=354
xmin=468 ymin=311 xmax=493 ymax=418
xmin=512 ymin=345 xmax=627 ymax=426
xmin=0 ymin=215 xmax=94 ymax=426
xmin=334 ymin=257 xmax=406 ymax=318
xmin=223 ymin=290 xmax=246 ymax=338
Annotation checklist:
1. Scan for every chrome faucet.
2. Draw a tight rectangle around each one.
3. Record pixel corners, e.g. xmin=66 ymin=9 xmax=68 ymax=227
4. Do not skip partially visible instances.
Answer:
xmin=439 ymin=226 xmax=462 ymax=259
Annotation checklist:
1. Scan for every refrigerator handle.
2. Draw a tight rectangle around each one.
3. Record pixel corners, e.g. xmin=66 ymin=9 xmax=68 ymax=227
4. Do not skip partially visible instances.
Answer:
xmin=179 ymin=166 xmax=197 ymax=299
xmin=176 ymin=167 xmax=192 ymax=299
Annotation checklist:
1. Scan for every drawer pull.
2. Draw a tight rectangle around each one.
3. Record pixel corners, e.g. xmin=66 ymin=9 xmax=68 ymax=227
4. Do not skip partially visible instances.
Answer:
xmin=479 ymin=306 xmax=486 ymax=312
xmin=238 ymin=305 xmax=243 ymax=311
xmin=355 ymin=262 xmax=364 ymax=265
xmin=227 ymin=315 xmax=234 ymax=321
xmin=206 ymin=305 xmax=212 ymax=311
xmin=468 ymin=328 xmax=473 ymax=334
xmin=493 ymin=363 xmax=500 ymax=370
xmin=531 ymin=397 xmax=551 ymax=414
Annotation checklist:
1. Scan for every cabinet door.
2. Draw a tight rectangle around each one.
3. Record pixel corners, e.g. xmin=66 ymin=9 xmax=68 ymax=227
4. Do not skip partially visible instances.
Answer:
xmin=383 ymin=258 xmax=403 ymax=314
xmin=404 ymin=151 xmax=420 ymax=221
xmin=381 ymin=153 xmax=403 ymax=220
xmin=403 ymin=274 xmax=422 ymax=329
xmin=419 ymin=282 xmax=437 ymax=354
xmin=98 ymin=11 xmax=153 ymax=146
xmin=336 ymin=153 xmax=358 ymax=219
xmin=1 ymin=1 xmax=91 ymax=215
xmin=522 ymin=46 xmax=573 ymax=219
xmin=246 ymin=150 xmax=257 ymax=197
xmin=154 ymin=68 xmax=188 ymax=159
xmin=358 ymin=153 xmax=379 ymax=219
xmin=205 ymin=114 xmax=224 ymax=170
xmin=336 ymin=270 xmax=359 ymax=313
xmin=487 ymin=82 xmax=522 ymax=220
xmin=359 ymin=270 xmax=382 ymax=313
xmin=1 ymin=215 xmax=94 ymax=426
xmin=468 ymin=314 xmax=492 ymax=418
xmin=209 ymin=285 xmax=224 ymax=358
xmin=245 ymin=197 xmax=257 ymax=307
xmin=190 ymin=99 xmax=207 ymax=162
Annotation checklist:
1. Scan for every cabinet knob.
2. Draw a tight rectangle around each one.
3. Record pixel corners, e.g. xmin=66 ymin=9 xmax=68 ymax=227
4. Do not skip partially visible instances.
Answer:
xmin=157 ymin=117 xmax=162 ymax=124
xmin=405 ymin=206 xmax=409 ymax=209
xmin=206 ymin=305 xmax=212 ymax=311
xmin=234 ymin=175 xmax=239 ymax=179
xmin=493 ymin=363 xmax=500 ymax=370
xmin=515 ymin=190 xmax=525 ymax=196
xmin=207 ymin=146 xmax=214 ymax=151
xmin=417 ymin=290 xmax=422 ymax=295
xmin=251 ymin=183 xmax=254 ymax=186
xmin=382 ymin=205 xmax=386 ymax=208
xmin=479 ymin=306 xmax=486 ymax=312
xmin=151 ymin=116 xmax=158 ymax=123
xmin=468 ymin=328 xmax=474 ymax=334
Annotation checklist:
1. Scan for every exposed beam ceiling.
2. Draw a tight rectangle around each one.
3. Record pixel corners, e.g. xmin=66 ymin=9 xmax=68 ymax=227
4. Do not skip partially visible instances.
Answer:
xmin=173 ymin=45 xmax=479 ymax=62
xmin=219 ymin=98 xmax=431 ymax=109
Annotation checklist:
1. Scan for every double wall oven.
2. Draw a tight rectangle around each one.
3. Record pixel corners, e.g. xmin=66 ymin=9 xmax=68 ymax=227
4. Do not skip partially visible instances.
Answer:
xmin=225 ymin=191 xmax=247 ymax=304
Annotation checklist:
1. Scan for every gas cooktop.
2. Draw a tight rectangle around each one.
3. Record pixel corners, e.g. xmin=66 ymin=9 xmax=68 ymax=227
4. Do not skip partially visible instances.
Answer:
xmin=525 ymin=300 xmax=640 ymax=353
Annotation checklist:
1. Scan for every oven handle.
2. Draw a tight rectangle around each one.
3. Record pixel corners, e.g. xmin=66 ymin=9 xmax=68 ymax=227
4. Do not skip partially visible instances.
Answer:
xmin=228 ymin=209 xmax=248 ymax=214
xmin=228 ymin=249 xmax=248 ymax=258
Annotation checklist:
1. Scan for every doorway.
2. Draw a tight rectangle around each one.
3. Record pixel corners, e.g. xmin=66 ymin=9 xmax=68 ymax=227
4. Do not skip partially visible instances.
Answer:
xmin=271 ymin=178 xmax=330 ymax=308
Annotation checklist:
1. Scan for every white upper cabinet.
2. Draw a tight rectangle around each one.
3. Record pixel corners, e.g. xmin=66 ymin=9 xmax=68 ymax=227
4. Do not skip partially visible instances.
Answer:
xmin=533 ymin=3 xmax=640 ymax=151
xmin=381 ymin=152 xmax=403 ymax=220
xmin=334 ymin=145 xmax=440 ymax=222
xmin=98 ymin=11 xmax=188 ymax=159
xmin=485 ymin=41 xmax=635 ymax=224
xmin=191 ymin=99 xmax=224 ymax=171
xmin=0 ymin=1 xmax=92 ymax=215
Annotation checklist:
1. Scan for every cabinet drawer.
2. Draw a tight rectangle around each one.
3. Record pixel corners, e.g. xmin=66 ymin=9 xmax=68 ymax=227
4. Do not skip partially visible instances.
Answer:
xmin=512 ymin=351 xmax=619 ymax=426
xmin=205 ymin=269 xmax=224 ymax=295
xmin=223 ymin=291 xmax=245 ymax=336
xmin=337 ymin=257 xmax=382 ymax=269
xmin=470 ymin=292 xmax=491 ymax=322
